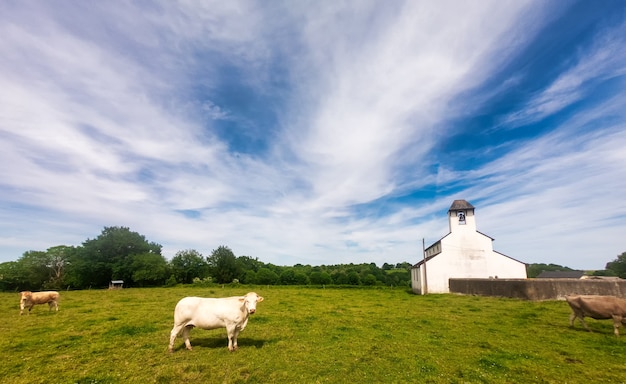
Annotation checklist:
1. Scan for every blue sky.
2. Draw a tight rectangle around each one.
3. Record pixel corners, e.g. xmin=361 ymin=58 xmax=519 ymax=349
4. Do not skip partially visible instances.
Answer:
xmin=1 ymin=1 xmax=625 ymax=270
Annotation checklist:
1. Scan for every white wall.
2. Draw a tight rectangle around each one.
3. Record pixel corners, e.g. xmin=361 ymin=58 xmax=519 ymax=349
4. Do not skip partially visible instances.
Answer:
xmin=412 ymin=226 xmax=527 ymax=294
xmin=412 ymin=204 xmax=527 ymax=294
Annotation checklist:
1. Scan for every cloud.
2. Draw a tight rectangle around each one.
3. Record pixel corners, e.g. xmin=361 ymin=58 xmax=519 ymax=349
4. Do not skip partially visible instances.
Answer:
xmin=0 ymin=1 xmax=624 ymax=271
xmin=501 ymin=19 xmax=626 ymax=128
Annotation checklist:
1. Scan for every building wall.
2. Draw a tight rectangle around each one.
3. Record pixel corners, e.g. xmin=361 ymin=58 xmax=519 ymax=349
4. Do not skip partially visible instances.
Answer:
xmin=435 ymin=231 xmax=524 ymax=292
xmin=412 ymin=227 xmax=526 ymax=294
xmin=411 ymin=201 xmax=527 ymax=295
xmin=449 ymin=278 xmax=626 ymax=300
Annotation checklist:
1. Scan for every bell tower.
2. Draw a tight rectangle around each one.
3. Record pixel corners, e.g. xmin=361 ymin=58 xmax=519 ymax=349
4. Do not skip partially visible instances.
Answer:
xmin=448 ymin=199 xmax=476 ymax=233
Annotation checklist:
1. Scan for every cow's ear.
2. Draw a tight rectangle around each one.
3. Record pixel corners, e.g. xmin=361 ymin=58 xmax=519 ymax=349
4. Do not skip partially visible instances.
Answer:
xmin=257 ymin=296 xmax=264 ymax=302
xmin=239 ymin=297 xmax=245 ymax=303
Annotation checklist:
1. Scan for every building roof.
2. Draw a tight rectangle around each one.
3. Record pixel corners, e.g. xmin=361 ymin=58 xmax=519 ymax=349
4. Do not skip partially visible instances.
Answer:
xmin=535 ymin=271 xmax=585 ymax=279
xmin=449 ymin=200 xmax=475 ymax=211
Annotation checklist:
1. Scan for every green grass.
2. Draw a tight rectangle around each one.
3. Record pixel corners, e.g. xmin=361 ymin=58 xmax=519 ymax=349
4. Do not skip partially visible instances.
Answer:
xmin=1 ymin=287 xmax=625 ymax=383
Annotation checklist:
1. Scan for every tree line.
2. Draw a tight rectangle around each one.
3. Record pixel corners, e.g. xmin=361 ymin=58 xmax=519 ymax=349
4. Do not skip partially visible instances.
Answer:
xmin=0 ymin=226 xmax=412 ymax=291
xmin=1 ymin=226 xmax=624 ymax=291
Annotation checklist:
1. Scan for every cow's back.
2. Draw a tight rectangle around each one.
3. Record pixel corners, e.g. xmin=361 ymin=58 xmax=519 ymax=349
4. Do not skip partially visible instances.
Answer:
xmin=31 ymin=291 xmax=60 ymax=304
xmin=567 ymin=295 xmax=626 ymax=319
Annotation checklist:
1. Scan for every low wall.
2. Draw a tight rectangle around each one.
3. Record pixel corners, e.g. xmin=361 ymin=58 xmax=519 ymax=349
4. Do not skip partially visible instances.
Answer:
xmin=448 ymin=278 xmax=626 ymax=301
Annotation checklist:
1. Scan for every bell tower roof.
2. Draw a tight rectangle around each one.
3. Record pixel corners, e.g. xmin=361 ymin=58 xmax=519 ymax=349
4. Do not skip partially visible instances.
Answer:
xmin=448 ymin=200 xmax=475 ymax=212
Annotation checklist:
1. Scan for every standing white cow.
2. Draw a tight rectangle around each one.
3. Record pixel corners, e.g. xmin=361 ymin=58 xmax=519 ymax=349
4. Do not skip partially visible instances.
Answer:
xmin=19 ymin=291 xmax=60 ymax=315
xmin=168 ymin=292 xmax=264 ymax=352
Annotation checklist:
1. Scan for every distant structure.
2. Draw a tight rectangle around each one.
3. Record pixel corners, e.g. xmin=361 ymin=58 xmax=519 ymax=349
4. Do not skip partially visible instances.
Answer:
xmin=109 ymin=280 xmax=124 ymax=289
xmin=411 ymin=200 xmax=527 ymax=294
xmin=536 ymin=271 xmax=585 ymax=279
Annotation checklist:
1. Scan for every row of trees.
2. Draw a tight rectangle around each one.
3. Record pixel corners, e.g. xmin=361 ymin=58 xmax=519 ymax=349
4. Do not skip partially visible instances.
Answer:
xmin=2 ymin=226 xmax=624 ymax=291
xmin=0 ymin=226 xmax=412 ymax=291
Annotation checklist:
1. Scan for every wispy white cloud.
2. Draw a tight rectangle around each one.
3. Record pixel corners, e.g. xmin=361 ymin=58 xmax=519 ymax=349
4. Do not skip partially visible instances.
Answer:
xmin=501 ymin=19 xmax=626 ymax=128
xmin=0 ymin=1 xmax=624 ymax=271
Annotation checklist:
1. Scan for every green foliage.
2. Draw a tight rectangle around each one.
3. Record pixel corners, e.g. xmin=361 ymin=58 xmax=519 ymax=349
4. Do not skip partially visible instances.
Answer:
xmin=0 ymin=261 xmax=25 ymax=290
xmin=130 ymin=253 xmax=170 ymax=286
xmin=255 ymin=268 xmax=279 ymax=285
xmin=164 ymin=274 xmax=178 ymax=287
xmin=591 ymin=269 xmax=617 ymax=277
xmin=207 ymin=246 xmax=241 ymax=284
xmin=73 ymin=226 xmax=163 ymax=288
xmin=526 ymin=263 xmax=574 ymax=278
xmin=44 ymin=245 xmax=76 ymax=289
xmin=309 ymin=271 xmax=332 ymax=285
xmin=1 ymin=287 xmax=625 ymax=383
xmin=170 ymin=249 xmax=209 ymax=284
xmin=17 ymin=250 xmax=50 ymax=289
xmin=605 ymin=251 xmax=626 ymax=278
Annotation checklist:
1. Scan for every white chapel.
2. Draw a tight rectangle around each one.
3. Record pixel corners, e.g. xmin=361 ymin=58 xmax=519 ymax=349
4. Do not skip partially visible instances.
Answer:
xmin=411 ymin=200 xmax=527 ymax=294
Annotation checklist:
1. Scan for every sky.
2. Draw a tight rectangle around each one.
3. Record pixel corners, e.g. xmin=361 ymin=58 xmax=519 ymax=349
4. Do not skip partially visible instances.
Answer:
xmin=1 ymin=1 xmax=625 ymax=270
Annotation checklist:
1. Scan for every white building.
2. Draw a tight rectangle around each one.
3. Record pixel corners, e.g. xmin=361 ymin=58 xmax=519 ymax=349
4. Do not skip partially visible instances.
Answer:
xmin=411 ymin=200 xmax=527 ymax=294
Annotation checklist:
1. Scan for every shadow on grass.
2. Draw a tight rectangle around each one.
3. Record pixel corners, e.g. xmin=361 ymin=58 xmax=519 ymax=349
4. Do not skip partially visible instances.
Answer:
xmin=170 ymin=336 xmax=274 ymax=352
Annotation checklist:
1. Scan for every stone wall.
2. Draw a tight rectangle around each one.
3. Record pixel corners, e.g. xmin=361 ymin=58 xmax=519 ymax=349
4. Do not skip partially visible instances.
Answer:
xmin=448 ymin=278 xmax=626 ymax=300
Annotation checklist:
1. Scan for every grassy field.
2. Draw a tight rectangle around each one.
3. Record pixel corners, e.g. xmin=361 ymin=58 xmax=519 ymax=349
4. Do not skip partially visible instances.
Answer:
xmin=1 ymin=286 xmax=625 ymax=384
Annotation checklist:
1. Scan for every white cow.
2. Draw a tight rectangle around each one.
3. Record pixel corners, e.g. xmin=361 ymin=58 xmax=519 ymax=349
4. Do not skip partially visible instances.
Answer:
xmin=168 ymin=292 xmax=264 ymax=352
xmin=19 ymin=291 xmax=60 ymax=315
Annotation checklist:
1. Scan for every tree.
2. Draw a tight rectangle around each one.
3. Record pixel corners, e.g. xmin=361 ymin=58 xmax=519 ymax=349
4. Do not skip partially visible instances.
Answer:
xmin=45 ymin=245 xmax=76 ymax=289
xmin=242 ymin=270 xmax=256 ymax=284
xmin=0 ymin=261 xmax=26 ymax=291
xmin=237 ymin=256 xmax=263 ymax=273
xmin=333 ymin=271 xmax=349 ymax=285
xmin=362 ymin=274 xmax=377 ymax=286
xmin=170 ymin=249 xmax=208 ymax=284
xmin=130 ymin=253 xmax=169 ymax=286
xmin=16 ymin=250 xmax=50 ymax=289
xmin=207 ymin=246 xmax=241 ymax=284
xmin=347 ymin=271 xmax=361 ymax=285
xmin=255 ymin=268 xmax=279 ymax=285
xmin=74 ymin=226 xmax=162 ymax=288
xmin=605 ymin=251 xmax=626 ymax=279
xmin=280 ymin=268 xmax=297 ymax=285
xmin=526 ymin=263 xmax=574 ymax=278
xmin=294 ymin=272 xmax=309 ymax=285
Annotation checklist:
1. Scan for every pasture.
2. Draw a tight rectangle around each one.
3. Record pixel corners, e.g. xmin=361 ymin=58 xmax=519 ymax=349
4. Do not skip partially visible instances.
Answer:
xmin=1 ymin=286 xmax=624 ymax=383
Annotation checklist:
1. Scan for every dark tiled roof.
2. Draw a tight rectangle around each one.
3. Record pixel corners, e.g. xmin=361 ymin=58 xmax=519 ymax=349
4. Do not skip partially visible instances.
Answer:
xmin=449 ymin=200 xmax=475 ymax=211
xmin=536 ymin=271 xmax=585 ymax=279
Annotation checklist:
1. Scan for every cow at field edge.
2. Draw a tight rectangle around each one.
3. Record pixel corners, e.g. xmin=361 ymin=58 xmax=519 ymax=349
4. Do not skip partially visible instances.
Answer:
xmin=566 ymin=295 xmax=626 ymax=336
xmin=19 ymin=291 xmax=60 ymax=315
xmin=169 ymin=292 xmax=264 ymax=352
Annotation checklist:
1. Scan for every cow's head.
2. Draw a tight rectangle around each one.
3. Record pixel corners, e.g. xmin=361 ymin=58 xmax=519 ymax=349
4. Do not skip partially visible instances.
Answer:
xmin=19 ymin=291 xmax=32 ymax=302
xmin=240 ymin=292 xmax=264 ymax=314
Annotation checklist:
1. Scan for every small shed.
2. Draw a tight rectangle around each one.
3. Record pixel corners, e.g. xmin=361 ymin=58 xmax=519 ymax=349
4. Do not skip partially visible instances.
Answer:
xmin=109 ymin=280 xmax=124 ymax=289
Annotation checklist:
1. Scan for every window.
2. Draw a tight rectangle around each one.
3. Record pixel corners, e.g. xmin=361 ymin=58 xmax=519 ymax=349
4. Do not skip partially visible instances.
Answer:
xmin=458 ymin=211 xmax=466 ymax=225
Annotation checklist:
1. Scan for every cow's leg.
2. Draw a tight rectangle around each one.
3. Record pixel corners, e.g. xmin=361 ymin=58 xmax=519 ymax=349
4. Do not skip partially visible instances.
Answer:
xmin=612 ymin=316 xmax=621 ymax=337
xmin=168 ymin=324 xmax=184 ymax=352
xmin=569 ymin=312 xmax=577 ymax=327
xmin=182 ymin=325 xmax=193 ymax=350
xmin=578 ymin=316 xmax=592 ymax=332
xmin=232 ymin=328 xmax=241 ymax=351
xmin=226 ymin=324 xmax=237 ymax=351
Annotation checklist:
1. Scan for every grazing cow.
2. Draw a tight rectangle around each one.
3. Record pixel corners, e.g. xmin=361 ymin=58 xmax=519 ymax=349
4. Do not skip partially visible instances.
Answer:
xmin=19 ymin=291 xmax=60 ymax=315
xmin=169 ymin=292 xmax=264 ymax=352
xmin=566 ymin=295 xmax=626 ymax=336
